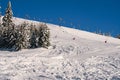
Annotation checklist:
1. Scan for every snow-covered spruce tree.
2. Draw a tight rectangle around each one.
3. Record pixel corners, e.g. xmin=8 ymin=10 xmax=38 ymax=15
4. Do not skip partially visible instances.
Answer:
xmin=37 ymin=23 xmax=50 ymax=48
xmin=29 ymin=24 xmax=38 ymax=48
xmin=0 ymin=25 xmax=16 ymax=49
xmin=14 ymin=22 xmax=29 ymax=51
xmin=0 ymin=1 xmax=16 ymax=49
xmin=2 ymin=1 xmax=14 ymax=27
xmin=0 ymin=27 xmax=7 ymax=48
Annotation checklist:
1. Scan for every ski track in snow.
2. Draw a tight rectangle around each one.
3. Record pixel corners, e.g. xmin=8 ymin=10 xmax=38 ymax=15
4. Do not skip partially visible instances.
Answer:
xmin=0 ymin=18 xmax=120 ymax=80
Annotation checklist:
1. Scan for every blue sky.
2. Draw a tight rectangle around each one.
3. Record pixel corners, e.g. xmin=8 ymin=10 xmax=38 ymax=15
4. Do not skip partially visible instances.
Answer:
xmin=0 ymin=0 xmax=120 ymax=37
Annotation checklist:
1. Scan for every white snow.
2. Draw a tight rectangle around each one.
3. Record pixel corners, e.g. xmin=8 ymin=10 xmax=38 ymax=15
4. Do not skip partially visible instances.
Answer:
xmin=0 ymin=17 xmax=120 ymax=80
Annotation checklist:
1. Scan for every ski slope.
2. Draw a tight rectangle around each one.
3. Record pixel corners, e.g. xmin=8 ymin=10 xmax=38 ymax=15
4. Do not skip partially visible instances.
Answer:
xmin=0 ymin=18 xmax=120 ymax=80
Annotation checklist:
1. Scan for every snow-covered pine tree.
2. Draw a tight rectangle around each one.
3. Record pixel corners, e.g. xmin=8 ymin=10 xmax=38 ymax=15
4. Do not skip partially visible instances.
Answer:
xmin=2 ymin=1 xmax=14 ymax=28
xmin=4 ymin=26 xmax=15 ymax=48
xmin=0 ymin=24 xmax=17 ymax=49
xmin=14 ymin=28 xmax=24 ymax=51
xmin=38 ymin=23 xmax=50 ymax=48
xmin=0 ymin=1 xmax=16 ymax=49
xmin=29 ymin=24 xmax=38 ymax=48
xmin=0 ymin=27 xmax=8 ymax=48
xmin=14 ymin=22 xmax=29 ymax=51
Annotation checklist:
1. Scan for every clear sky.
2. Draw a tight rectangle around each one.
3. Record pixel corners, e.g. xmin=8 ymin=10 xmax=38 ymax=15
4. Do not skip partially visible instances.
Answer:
xmin=0 ymin=0 xmax=120 ymax=37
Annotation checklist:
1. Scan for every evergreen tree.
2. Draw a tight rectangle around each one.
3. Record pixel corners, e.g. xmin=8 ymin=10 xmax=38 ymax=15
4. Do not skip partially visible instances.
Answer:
xmin=29 ymin=24 xmax=38 ymax=48
xmin=14 ymin=29 xmax=25 ymax=51
xmin=14 ymin=23 xmax=29 ymax=51
xmin=0 ymin=27 xmax=8 ymax=48
xmin=2 ymin=1 xmax=14 ymax=27
xmin=30 ymin=32 xmax=38 ymax=48
xmin=0 ymin=1 xmax=15 ymax=49
xmin=4 ymin=26 xmax=15 ymax=48
xmin=0 ymin=25 xmax=17 ymax=49
xmin=38 ymin=24 xmax=50 ymax=48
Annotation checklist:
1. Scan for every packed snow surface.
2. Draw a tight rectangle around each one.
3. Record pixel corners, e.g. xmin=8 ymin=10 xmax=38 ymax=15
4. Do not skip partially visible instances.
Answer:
xmin=0 ymin=18 xmax=120 ymax=80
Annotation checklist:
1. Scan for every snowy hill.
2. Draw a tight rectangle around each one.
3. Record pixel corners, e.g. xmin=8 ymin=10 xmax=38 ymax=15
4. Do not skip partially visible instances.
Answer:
xmin=0 ymin=18 xmax=120 ymax=80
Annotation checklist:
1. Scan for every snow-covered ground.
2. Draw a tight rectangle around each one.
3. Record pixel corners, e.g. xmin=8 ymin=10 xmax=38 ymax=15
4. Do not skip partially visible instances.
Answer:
xmin=0 ymin=18 xmax=120 ymax=80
